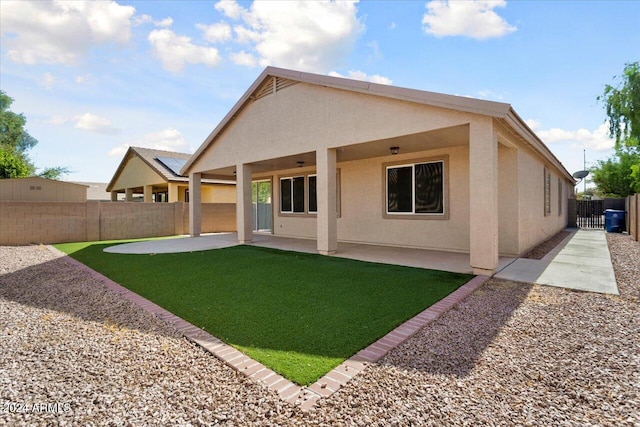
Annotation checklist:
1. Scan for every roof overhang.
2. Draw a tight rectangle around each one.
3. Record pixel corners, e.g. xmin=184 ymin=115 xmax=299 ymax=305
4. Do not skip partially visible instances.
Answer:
xmin=182 ymin=66 xmax=575 ymax=183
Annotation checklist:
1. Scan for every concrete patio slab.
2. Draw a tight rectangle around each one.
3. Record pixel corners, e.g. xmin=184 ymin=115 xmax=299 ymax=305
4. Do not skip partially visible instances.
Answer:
xmin=104 ymin=232 xmax=516 ymax=274
xmin=496 ymin=229 xmax=618 ymax=295
xmin=104 ymin=233 xmax=240 ymax=254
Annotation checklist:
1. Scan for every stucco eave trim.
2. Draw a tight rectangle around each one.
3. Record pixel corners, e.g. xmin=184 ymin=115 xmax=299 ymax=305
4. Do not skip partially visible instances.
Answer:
xmin=504 ymin=109 xmax=576 ymax=184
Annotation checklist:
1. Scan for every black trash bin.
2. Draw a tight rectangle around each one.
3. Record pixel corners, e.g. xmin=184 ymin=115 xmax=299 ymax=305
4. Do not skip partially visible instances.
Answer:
xmin=604 ymin=209 xmax=626 ymax=233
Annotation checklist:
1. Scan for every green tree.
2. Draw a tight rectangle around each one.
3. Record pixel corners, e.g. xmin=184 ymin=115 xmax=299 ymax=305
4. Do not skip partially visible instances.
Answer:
xmin=590 ymin=148 xmax=640 ymax=197
xmin=598 ymin=61 xmax=640 ymax=149
xmin=0 ymin=90 xmax=69 ymax=179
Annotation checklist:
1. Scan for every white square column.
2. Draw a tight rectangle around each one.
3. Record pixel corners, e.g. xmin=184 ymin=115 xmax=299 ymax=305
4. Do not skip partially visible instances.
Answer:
xmin=125 ymin=188 xmax=133 ymax=201
xmin=469 ymin=118 xmax=499 ymax=275
xmin=236 ymin=163 xmax=253 ymax=244
xmin=316 ymin=148 xmax=337 ymax=255
xmin=189 ymin=172 xmax=202 ymax=237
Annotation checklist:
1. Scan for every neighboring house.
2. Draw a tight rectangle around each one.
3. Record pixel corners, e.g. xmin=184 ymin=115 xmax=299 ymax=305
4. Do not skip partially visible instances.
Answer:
xmin=71 ymin=181 xmax=121 ymax=201
xmin=0 ymin=177 xmax=88 ymax=202
xmin=107 ymin=147 xmax=235 ymax=203
xmin=181 ymin=67 xmax=575 ymax=275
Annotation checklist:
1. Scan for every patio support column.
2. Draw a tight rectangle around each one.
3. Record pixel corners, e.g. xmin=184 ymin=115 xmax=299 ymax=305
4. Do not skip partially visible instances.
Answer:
xmin=125 ymin=188 xmax=133 ymax=201
xmin=469 ymin=118 xmax=499 ymax=275
xmin=316 ymin=148 xmax=337 ymax=255
xmin=189 ymin=173 xmax=202 ymax=237
xmin=143 ymin=185 xmax=153 ymax=202
xmin=110 ymin=191 xmax=118 ymax=201
xmin=236 ymin=163 xmax=253 ymax=244
xmin=168 ymin=183 xmax=179 ymax=203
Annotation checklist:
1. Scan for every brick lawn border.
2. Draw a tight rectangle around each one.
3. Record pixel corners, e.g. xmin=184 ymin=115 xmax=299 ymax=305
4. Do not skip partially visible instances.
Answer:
xmin=48 ymin=246 xmax=489 ymax=411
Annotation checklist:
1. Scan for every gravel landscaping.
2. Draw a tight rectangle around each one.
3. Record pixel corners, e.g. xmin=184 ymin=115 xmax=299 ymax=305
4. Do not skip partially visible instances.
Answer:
xmin=1 ymin=234 xmax=639 ymax=426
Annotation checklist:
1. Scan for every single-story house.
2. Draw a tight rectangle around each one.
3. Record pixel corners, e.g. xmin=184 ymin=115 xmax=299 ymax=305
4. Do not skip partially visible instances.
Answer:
xmin=107 ymin=146 xmax=235 ymax=203
xmin=181 ymin=67 xmax=575 ymax=275
xmin=0 ymin=176 xmax=88 ymax=202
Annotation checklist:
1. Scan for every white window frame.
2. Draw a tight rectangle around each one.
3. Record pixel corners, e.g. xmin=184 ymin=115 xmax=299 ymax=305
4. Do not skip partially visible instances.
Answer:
xmin=280 ymin=176 xmax=305 ymax=214
xmin=308 ymin=174 xmax=317 ymax=214
xmin=385 ymin=160 xmax=445 ymax=216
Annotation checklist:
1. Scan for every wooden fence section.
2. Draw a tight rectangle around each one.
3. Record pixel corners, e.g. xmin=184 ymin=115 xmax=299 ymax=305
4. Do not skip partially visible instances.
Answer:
xmin=628 ymin=194 xmax=639 ymax=241
xmin=0 ymin=201 xmax=236 ymax=245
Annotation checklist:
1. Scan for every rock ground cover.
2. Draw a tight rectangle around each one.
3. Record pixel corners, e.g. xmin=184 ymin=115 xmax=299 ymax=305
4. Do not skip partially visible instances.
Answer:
xmin=1 ymin=234 xmax=639 ymax=426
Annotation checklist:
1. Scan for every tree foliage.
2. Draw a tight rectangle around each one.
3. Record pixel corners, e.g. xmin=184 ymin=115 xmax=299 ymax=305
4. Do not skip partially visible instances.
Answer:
xmin=590 ymin=148 xmax=640 ymax=197
xmin=0 ymin=90 xmax=69 ymax=180
xmin=598 ymin=61 xmax=640 ymax=149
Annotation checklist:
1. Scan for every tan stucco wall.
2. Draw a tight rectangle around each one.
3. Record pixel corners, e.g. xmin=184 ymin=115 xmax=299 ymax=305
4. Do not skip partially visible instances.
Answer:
xmin=111 ymin=156 xmax=165 ymax=190
xmin=517 ymin=147 xmax=569 ymax=253
xmin=0 ymin=178 xmax=86 ymax=202
xmin=191 ymin=83 xmax=479 ymax=173
xmin=202 ymin=184 xmax=236 ymax=203
xmin=0 ymin=201 xmax=237 ymax=245
xmin=268 ymin=147 xmax=470 ymax=252
xmin=498 ymin=144 xmax=520 ymax=256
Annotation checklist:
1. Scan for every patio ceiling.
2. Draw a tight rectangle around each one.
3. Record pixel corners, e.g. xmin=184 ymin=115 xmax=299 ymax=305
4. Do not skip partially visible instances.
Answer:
xmin=201 ymin=124 xmax=469 ymax=180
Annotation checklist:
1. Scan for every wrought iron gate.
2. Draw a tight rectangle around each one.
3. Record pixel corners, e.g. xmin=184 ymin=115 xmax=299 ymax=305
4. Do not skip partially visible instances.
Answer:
xmin=569 ymin=198 xmax=626 ymax=229
xmin=576 ymin=200 xmax=604 ymax=228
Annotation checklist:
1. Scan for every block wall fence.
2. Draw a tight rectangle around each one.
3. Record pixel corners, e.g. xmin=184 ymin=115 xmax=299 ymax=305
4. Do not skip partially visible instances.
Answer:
xmin=0 ymin=201 xmax=236 ymax=245
xmin=627 ymin=194 xmax=639 ymax=242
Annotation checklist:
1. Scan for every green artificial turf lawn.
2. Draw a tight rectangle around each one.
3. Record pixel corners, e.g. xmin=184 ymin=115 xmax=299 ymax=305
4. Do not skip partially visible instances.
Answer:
xmin=55 ymin=241 xmax=473 ymax=385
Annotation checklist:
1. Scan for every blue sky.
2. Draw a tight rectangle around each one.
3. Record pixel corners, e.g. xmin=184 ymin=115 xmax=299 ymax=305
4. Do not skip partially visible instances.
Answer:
xmin=1 ymin=0 xmax=638 ymax=184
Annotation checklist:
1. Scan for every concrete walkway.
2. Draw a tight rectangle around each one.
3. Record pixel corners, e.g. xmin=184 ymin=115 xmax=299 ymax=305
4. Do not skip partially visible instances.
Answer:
xmin=495 ymin=229 xmax=619 ymax=295
xmin=104 ymin=229 xmax=618 ymax=294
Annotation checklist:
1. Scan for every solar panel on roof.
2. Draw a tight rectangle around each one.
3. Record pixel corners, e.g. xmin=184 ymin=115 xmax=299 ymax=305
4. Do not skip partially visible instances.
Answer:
xmin=156 ymin=156 xmax=187 ymax=176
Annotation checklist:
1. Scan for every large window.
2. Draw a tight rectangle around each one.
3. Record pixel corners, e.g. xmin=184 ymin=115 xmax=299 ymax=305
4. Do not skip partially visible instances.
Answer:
xmin=279 ymin=172 xmax=340 ymax=216
xmin=280 ymin=176 xmax=305 ymax=213
xmin=386 ymin=160 xmax=444 ymax=215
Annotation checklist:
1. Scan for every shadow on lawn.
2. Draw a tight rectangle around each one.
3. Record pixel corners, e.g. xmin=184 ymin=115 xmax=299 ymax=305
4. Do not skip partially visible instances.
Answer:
xmin=0 ymin=251 xmax=177 ymax=337
xmin=380 ymin=279 xmax=533 ymax=378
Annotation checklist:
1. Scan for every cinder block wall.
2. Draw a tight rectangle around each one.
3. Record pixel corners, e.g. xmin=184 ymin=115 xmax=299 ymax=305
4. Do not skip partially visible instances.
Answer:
xmin=100 ymin=202 xmax=176 ymax=240
xmin=0 ymin=202 xmax=88 ymax=245
xmin=0 ymin=202 xmax=237 ymax=245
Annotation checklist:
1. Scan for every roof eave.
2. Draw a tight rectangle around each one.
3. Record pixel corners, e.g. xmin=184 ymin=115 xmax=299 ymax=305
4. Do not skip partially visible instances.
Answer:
xmin=181 ymin=66 xmax=513 ymax=175
xmin=505 ymin=108 xmax=576 ymax=183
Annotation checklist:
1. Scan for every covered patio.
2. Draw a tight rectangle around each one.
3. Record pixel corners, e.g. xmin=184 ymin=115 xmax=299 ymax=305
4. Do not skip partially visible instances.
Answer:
xmin=105 ymin=232 xmax=517 ymax=274
xmin=182 ymin=67 xmax=573 ymax=275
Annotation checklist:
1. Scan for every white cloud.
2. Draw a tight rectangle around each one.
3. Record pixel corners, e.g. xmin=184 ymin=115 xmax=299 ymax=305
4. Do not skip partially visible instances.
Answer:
xmin=215 ymin=0 xmax=244 ymax=20
xmin=329 ymin=70 xmax=392 ymax=85
xmin=148 ymin=29 xmax=222 ymax=73
xmin=42 ymin=72 xmax=55 ymax=90
xmin=197 ymin=22 xmax=232 ymax=43
xmin=108 ymin=128 xmax=190 ymax=157
xmin=0 ymin=0 xmax=136 ymax=65
xmin=221 ymin=0 xmax=363 ymax=73
xmin=422 ymin=0 xmax=516 ymax=39
xmin=389 ymin=22 xmax=397 ymax=30
xmin=536 ymin=123 xmax=615 ymax=152
xmin=48 ymin=115 xmax=69 ymax=125
xmin=231 ymin=50 xmax=258 ymax=67
xmin=155 ymin=17 xmax=174 ymax=28
xmin=525 ymin=119 xmax=541 ymax=130
xmin=133 ymin=14 xmax=153 ymax=26
xmin=74 ymin=113 xmax=119 ymax=134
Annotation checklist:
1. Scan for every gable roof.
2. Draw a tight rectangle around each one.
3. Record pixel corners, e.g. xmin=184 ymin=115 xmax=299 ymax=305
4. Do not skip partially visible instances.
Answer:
xmin=182 ymin=66 xmax=574 ymax=182
xmin=107 ymin=146 xmax=233 ymax=192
